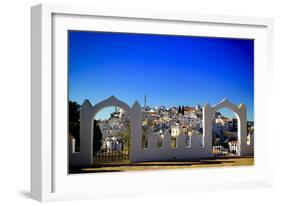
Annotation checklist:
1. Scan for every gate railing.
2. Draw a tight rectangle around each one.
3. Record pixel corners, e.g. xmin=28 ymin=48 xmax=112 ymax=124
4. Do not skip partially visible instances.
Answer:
xmin=212 ymin=142 xmax=238 ymax=157
xmin=93 ymin=139 xmax=129 ymax=164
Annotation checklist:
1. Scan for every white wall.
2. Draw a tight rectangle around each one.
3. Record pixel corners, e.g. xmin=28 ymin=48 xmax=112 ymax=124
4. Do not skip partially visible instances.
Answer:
xmin=0 ymin=0 xmax=280 ymax=205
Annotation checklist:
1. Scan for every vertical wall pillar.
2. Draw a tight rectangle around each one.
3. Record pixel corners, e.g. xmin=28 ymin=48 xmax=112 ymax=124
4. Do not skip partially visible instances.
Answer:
xmin=238 ymin=105 xmax=248 ymax=156
xmin=202 ymin=104 xmax=213 ymax=157
xmin=72 ymin=139 xmax=76 ymax=153
xmin=79 ymin=100 xmax=94 ymax=165
xmin=130 ymin=101 xmax=142 ymax=162
xmin=69 ymin=100 xmax=93 ymax=166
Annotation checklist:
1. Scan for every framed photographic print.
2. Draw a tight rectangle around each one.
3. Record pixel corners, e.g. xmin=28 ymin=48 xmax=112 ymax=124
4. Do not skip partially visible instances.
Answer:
xmin=31 ymin=3 xmax=274 ymax=201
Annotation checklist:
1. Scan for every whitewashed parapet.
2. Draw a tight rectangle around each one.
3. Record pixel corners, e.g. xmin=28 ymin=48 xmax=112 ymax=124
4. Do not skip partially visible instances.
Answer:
xmin=69 ymin=97 xmax=252 ymax=166
xmin=131 ymin=130 xmax=211 ymax=162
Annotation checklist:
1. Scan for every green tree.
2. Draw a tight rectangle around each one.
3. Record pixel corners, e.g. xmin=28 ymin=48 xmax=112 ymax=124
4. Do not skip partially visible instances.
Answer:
xmin=181 ymin=105 xmax=185 ymax=115
xmin=68 ymin=100 xmax=102 ymax=155
xmin=69 ymin=101 xmax=80 ymax=122
xmin=117 ymin=126 xmax=131 ymax=142
xmin=69 ymin=101 xmax=81 ymax=150
xmin=178 ymin=105 xmax=182 ymax=114
xmin=93 ymin=120 xmax=102 ymax=156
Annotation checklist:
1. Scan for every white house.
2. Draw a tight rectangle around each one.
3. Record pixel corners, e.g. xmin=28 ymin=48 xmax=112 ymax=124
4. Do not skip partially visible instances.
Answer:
xmin=171 ymin=124 xmax=181 ymax=137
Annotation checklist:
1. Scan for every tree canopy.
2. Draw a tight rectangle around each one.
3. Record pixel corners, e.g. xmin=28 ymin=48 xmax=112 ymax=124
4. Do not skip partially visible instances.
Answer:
xmin=178 ymin=105 xmax=182 ymax=114
xmin=68 ymin=100 xmax=102 ymax=156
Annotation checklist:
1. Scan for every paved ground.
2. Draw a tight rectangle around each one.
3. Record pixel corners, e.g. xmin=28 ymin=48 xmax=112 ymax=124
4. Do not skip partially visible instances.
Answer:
xmin=69 ymin=156 xmax=254 ymax=174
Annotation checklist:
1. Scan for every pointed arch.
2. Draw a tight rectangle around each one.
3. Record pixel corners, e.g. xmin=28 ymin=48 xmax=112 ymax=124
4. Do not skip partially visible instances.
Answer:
xmin=91 ymin=96 xmax=132 ymax=119
xmin=202 ymin=99 xmax=247 ymax=156
xmin=69 ymin=96 xmax=142 ymax=166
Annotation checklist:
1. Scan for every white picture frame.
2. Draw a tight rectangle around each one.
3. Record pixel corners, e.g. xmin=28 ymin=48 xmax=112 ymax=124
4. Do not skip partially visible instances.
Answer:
xmin=31 ymin=3 xmax=274 ymax=202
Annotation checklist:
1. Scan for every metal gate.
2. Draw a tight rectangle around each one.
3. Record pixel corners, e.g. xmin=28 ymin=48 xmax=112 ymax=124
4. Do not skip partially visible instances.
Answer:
xmin=212 ymin=141 xmax=238 ymax=157
xmin=93 ymin=139 xmax=129 ymax=164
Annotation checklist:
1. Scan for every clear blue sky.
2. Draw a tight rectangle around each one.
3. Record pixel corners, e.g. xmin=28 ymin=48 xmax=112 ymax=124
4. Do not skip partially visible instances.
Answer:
xmin=68 ymin=31 xmax=254 ymax=121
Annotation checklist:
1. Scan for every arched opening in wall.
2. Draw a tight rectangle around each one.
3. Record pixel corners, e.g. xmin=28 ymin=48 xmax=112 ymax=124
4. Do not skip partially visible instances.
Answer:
xmin=93 ymin=106 xmax=131 ymax=164
xmin=212 ymin=108 xmax=239 ymax=157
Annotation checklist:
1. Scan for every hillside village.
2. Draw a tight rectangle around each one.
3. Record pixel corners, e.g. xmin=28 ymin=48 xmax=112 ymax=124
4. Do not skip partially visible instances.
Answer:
xmin=96 ymin=104 xmax=254 ymax=151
